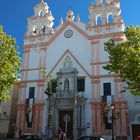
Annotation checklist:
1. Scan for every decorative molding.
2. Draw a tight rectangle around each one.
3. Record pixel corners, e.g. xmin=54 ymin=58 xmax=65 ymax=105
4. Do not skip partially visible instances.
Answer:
xmin=91 ymin=79 xmax=100 ymax=84
xmin=20 ymin=84 xmax=27 ymax=88
xmin=40 ymin=47 xmax=47 ymax=51
xmin=37 ymin=83 xmax=44 ymax=87
xmin=21 ymin=68 xmax=41 ymax=71
xmin=114 ymin=78 xmax=123 ymax=82
xmin=86 ymin=22 xmax=123 ymax=30
xmin=112 ymin=36 xmax=126 ymax=41
xmin=47 ymin=49 xmax=91 ymax=78
xmin=20 ymin=79 xmax=45 ymax=84
xmin=90 ymin=61 xmax=109 ymax=65
xmin=91 ymin=40 xmax=99 ymax=45
xmin=91 ymin=73 xmax=120 ymax=79
xmin=23 ymin=21 xmax=125 ymax=49
xmin=23 ymin=49 xmax=30 ymax=54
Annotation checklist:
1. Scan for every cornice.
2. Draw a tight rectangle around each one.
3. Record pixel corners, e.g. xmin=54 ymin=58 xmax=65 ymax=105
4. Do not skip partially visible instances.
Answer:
xmin=23 ymin=21 xmax=125 ymax=50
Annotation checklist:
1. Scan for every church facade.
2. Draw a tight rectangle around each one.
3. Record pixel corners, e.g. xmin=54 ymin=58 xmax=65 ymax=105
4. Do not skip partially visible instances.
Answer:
xmin=17 ymin=0 xmax=130 ymax=139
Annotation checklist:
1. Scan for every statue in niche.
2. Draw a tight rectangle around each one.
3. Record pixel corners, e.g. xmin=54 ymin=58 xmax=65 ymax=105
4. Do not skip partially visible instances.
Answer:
xmin=64 ymin=79 xmax=69 ymax=91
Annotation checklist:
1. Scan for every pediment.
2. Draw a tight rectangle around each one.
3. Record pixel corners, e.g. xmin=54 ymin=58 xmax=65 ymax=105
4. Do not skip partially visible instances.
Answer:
xmin=46 ymin=22 xmax=89 ymax=46
xmin=47 ymin=49 xmax=91 ymax=78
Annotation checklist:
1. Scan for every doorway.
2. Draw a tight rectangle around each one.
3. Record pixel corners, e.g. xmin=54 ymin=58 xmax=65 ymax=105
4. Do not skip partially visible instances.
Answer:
xmin=132 ymin=124 xmax=140 ymax=140
xmin=59 ymin=110 xmax=73 ymax=139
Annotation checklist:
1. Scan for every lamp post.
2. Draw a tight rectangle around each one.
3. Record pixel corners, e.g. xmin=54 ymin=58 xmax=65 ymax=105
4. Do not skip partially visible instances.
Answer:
xmin=111 ymin=104 xmax=115 ymax=140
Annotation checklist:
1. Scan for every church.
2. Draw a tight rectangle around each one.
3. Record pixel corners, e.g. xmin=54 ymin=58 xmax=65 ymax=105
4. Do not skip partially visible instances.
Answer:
xmin=16 ymin=0 xmax=130 ymax=139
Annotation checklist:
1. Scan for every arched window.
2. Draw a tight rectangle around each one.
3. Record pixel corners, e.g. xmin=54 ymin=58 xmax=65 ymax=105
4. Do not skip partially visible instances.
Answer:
xmin=42 ymin=25 xmax=45 ymax=33
xmin=39 ymin=11 xmax=43 ymax=16
xmin=96 ymin=16 xmax=102 ymax=25
xmin=108 ymin=14 xmax=113 ymax=23
xmin=33 ymin=26 xmax=37 ymax=35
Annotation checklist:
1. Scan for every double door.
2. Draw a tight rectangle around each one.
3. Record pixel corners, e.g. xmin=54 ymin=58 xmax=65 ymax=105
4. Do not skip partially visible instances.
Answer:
xmin=59 ymin=110 xmax=73 ymax=139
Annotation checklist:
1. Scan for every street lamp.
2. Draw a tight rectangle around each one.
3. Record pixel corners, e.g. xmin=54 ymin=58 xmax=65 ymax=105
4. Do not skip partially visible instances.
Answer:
xmin=104 ymin=102 xmax=120 ymax=140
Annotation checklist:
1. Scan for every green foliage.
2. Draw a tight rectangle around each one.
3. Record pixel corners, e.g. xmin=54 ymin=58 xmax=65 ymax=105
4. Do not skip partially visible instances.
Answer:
xmin=0 ymin=25 xmax=21 ymax=102
xmin=104 ymin=26 xmax=140 ymax=95
xmin=45 ymin=76 xmax=57 ymax=96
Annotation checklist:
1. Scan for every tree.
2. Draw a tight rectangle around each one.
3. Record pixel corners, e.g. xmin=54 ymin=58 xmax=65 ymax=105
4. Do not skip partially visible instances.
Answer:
xmin=104 ymin=26 xmax=140 ymax=95
xmin=45 ymin=76 xmax=57 ymax=95
xmin=0 ymin=25 xmax=21 ymax=103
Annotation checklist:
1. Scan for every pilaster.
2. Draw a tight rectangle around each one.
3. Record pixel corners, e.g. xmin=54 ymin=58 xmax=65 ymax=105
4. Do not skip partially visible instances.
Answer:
xmin=113 ymin=77 xmax=124 ymax=100
xmin=16 ymin=102 xmax=26 ymax=131
xmin=91 ymin=101 xmax=102 ymax=136
xmin=90 ymin=40 xmax=100 ymax=100
xmin=33 ymin=103 xmax=44 ymax=133
xmin=114 ymin=101 xmax=129 ymax=138
xmin=21 ymin=49 xmax=30 ymax=81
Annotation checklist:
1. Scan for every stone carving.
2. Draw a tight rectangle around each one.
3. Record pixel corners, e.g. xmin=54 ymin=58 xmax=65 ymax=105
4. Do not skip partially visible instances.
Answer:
xmin=64 ymin=79 xmax=69 ymax=91
xmin=61 ymin=56 xmax=72 ymax=71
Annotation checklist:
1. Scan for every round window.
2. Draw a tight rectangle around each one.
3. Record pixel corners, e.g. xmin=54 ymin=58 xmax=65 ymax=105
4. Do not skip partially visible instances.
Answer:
xmin=64 ymin=30 xmax=73 ymax=38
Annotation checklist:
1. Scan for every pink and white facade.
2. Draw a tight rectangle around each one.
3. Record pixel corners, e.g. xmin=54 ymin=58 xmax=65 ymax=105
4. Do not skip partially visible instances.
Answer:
xmin=17 ymin=0 xmax=130 ymax=139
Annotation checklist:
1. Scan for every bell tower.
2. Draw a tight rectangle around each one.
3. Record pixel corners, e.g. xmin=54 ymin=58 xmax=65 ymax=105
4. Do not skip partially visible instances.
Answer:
xmin=88 ymin=0 xmax=124 ymax=33
xmin=17 ymin=0 xmax=55 ymax=134
xmin=89 ymin=1 xmax=129 ymax=139
xmin=25 ymin=0 xmax=54 ymax=37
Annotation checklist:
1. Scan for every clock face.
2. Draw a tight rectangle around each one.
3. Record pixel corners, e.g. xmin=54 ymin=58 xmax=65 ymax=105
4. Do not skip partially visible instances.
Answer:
xmin=64 ymin=30 xmax=73 ymax=38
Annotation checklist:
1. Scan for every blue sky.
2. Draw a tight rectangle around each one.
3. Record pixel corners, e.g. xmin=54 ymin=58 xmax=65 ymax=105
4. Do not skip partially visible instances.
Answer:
xmin=0 ymin=0 xmax=140 ymax=56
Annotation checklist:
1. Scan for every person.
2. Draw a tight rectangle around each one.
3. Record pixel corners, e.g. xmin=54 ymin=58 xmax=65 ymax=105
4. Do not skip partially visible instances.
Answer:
xmin=63 ymin=132 xmax=66 ymax=140
xmin=58 ymin=128 xmax=62 ymax=136
xmin=19 ymin=129 xmax=22 ymax=138
xmin=59 ymin=129 xmax=65 ymax=140
xmin=14 ymin=127 xmax=19 ymax=139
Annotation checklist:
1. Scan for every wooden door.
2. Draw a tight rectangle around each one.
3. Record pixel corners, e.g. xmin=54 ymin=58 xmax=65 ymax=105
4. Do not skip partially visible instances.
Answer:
xmin=59 ymin=110 xmax=73 ymax=139
xmin=132 ymin=124 xmax=140 ymax=140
